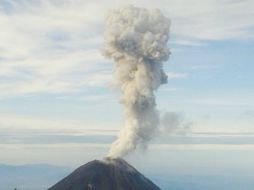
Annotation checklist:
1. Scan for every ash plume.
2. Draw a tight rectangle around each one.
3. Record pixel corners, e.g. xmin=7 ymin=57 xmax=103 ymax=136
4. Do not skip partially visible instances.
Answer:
xmin=103 ymin=5 xmax=170 ymax=158
xmin=160 ymin=112 xmax=192 ymax=135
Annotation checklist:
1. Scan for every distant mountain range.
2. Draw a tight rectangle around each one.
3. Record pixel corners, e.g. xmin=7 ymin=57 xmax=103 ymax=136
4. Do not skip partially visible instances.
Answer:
xmin=1 ymin=162 xmax=254 ymax=190
xmin=0 ymin=164 xmax=71 ymax=190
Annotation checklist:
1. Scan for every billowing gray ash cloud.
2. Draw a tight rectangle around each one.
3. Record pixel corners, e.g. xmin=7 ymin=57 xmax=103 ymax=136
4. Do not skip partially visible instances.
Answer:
xmin=103 ymin=5 xmax=170 ymax=158
xmin=48 ymin=6 xmax=169 ymax=190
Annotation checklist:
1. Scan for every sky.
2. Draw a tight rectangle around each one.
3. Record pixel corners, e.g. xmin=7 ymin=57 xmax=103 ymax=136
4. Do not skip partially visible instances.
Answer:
xmin=0 ymin=0 xmax=254 ymax=167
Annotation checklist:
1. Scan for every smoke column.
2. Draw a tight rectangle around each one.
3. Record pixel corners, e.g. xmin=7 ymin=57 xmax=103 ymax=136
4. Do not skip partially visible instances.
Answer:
xmin=103 ymin=5 xmax=170 ymax=158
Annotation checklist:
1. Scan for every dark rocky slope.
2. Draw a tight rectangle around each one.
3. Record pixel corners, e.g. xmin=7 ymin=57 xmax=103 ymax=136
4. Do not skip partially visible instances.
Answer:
xmin=48 ymin=158 xmax=161 ymax=190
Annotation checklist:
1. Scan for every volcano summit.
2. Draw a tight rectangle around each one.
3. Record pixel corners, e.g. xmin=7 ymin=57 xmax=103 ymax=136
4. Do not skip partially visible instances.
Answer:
xmin=48 ymin=158 xmax=161 ymax=190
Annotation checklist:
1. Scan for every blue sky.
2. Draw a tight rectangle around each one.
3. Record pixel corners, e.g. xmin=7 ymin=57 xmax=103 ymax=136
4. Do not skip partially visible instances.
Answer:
xmin=0 ymin=0 xmax=254 ymax=166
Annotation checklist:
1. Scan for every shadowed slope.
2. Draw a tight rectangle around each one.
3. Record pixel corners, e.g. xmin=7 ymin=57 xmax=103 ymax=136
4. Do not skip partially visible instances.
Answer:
xmin=48 ymin=158 xmax=161 ymax=190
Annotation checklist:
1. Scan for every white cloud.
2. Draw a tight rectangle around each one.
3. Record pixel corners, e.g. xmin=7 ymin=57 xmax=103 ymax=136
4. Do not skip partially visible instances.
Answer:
xmin=0 ymin=0 xmax=253 ymax=99
xmin=1 ymin=143 xmax=254 ymax=151
xmin=166 ymin=0 xmax=254 ymax=41
xmin=170 ymin=39 xmax=204 ymax=46
xmin=0 ymin=113 xmax=119 ymax=133
xmin=121 ymin=0 xmax=254 ymax=41
xmin=190 ymin=97 xmax=254 ymax=107
xmin=151 ymin=144 xmax=254 ymax=150
xmin=0 ymin=0 xmax=109 ymax=99
xmin=79 ymin=94 xmax=113 ymax=103
xmin=166 ymin=72 xmax=189 ymax=79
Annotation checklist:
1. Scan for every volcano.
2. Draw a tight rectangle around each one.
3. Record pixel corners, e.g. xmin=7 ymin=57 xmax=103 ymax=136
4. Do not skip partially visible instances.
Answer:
xmin=48 ymin=158 xmax=161 ymax=190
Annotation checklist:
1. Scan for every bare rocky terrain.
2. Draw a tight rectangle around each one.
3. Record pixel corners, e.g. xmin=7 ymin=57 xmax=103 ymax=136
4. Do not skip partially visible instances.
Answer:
xmin=48 ymin=158 xmax=161 ymax=190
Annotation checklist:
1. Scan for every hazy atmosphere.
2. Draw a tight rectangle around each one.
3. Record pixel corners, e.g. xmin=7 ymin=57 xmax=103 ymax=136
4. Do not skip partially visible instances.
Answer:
xmin=0 ymin=0 xmax=254 ymax=189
